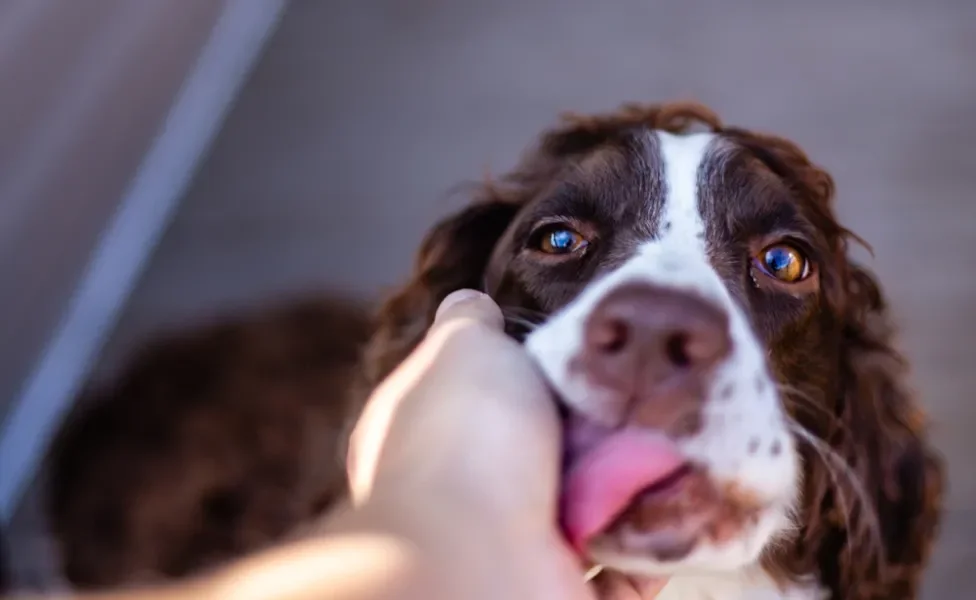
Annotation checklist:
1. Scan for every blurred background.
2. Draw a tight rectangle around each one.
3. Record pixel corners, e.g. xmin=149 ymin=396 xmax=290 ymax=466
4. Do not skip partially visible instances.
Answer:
xmin=0 ymin=0 xmax=973 ymax=596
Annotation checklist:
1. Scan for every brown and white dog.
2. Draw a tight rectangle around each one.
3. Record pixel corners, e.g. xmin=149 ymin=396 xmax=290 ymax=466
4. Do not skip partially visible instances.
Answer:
xmin=44 ymin=102 xmax=944 ymax=600
xmin=361 ymin=102 xmax=945 ymax=599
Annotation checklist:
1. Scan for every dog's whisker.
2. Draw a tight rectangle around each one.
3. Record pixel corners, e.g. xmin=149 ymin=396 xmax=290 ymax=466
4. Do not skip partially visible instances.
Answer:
xmin=777 ymin=384 xmax=847 ymax=431
xmin=786 ymin=418 xmax=857 ymax=570
xmin=499 ymin=305 xmax=547 ymax=321
xmin=787 ymin=418 xmax=884 ymax=569
xmin=501 ymin=313 xmax=540 ymax=333
xmin=497 ymin=307 xmax=545 ymax=341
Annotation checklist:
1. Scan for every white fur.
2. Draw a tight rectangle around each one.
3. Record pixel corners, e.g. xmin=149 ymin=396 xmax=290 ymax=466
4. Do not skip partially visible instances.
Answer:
xmin=654 ymin=565 xmax=826 ymax=600
xmin=526 ymin=132 xmax=815 ymax=599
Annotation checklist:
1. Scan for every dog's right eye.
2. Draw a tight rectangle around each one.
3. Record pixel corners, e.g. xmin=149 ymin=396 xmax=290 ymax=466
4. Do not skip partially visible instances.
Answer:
xmin=532 ymin=224 xmax=589 ymax=255
xmin=755 ymin=243 xmax=810 ymax=283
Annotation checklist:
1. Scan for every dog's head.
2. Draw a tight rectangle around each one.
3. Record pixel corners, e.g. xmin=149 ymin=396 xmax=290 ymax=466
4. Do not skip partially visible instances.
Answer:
xmin=363 ymin=102 xmax=944 ymax=598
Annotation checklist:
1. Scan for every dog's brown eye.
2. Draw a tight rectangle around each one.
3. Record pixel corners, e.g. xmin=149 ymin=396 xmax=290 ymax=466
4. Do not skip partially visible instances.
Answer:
xmin=757 ymin=244 xmax=809 ymax=283
xmin=536 ymin=226 xmax=588 ymax=255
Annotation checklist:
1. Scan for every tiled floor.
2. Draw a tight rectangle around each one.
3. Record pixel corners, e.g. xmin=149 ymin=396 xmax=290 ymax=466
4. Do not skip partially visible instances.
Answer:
xmin=97 ymin=1 xmax=976 ymax=596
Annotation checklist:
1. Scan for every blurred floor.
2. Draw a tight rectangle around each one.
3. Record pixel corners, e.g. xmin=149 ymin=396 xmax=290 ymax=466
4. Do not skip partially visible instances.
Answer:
xmin=98 ymin=1 xmax=976 ymax=596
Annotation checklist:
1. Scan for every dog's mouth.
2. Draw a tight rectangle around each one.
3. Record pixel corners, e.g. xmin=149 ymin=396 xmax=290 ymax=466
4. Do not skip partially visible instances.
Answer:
xmin=559 ymin=424 xmax=691 ymax=550
xmin=560 ymin=417 xmax=763 ymax=563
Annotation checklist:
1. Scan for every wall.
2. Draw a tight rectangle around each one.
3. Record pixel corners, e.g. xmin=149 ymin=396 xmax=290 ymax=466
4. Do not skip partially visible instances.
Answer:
xmin=0 ymin=0 xmax=287 ymax=585
xmin=15 ymin=0 xmax=976 ymax=595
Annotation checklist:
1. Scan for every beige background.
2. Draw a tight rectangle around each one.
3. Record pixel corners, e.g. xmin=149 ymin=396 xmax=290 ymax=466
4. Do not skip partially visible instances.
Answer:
xmin=0 ymin=0 xmax=228 ymax=420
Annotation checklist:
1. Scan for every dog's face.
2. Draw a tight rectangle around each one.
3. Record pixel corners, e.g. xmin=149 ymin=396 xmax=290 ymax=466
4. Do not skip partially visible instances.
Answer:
xmin=485 ymin=128 xmax=817 ymax=574
xmin=365 ymin=103 xmax=943 ymax=597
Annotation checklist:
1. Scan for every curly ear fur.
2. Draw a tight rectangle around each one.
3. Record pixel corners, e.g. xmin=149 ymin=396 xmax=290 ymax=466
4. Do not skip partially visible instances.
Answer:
xmin=732 ymin=129 xmax=946 ymax=598
xmin=770 ymin=262 xmax=946 ymax=600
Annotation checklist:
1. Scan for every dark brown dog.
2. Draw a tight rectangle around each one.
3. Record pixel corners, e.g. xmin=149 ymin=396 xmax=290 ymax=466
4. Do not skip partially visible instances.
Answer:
xmin=44 ymin=298 xmax=370 ymax=588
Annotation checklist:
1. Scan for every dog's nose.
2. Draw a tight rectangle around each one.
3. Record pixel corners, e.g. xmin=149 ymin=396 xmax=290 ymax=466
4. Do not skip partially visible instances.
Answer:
xmin=579 ymin=283 xmax=731 ymax=430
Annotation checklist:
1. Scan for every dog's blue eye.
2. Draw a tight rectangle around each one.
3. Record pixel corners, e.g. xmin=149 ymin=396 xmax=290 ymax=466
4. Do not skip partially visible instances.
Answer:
xmin=766 ymin=248 xmax=793 ymax=271
xmin=758 ymin=244 xmax=808 ymax=283
xmin=538 ymin=227 xmax=587 ymax=254
xmin=550 ymin=230 xmax=576 ymax=250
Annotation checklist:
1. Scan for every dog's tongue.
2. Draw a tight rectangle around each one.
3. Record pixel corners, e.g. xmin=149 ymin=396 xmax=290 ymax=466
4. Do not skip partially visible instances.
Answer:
xmin=561 ymin=430 xmax=684 ymax=551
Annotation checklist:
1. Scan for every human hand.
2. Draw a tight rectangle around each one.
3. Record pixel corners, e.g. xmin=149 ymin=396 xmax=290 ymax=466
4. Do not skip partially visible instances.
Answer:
xmin=3 ymin=290 xmax=666 ymax=600
xmin=347 ymin=289 xmax=668 ymax=599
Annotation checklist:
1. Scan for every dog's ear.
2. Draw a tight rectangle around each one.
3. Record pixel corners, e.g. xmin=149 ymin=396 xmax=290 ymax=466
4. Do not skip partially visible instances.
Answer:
xmin=362 ymin=199 xmax=521 ymax=387
xmin=728 ymin=125 xmax=946 ymax=598
xmin=804 ymin=263 xmax=945 ymax=599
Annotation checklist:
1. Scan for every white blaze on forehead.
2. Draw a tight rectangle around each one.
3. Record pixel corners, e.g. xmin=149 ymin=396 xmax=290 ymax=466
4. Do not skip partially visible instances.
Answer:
xmin=654 ymin=131 xmax=714 ymax=247
xmin=633 ymin=131 xmax=720 ymax=298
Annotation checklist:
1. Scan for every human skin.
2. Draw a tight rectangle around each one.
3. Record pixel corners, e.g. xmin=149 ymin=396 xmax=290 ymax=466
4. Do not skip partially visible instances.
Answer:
xmin=6 ymin=290 xmax=664 ymax=600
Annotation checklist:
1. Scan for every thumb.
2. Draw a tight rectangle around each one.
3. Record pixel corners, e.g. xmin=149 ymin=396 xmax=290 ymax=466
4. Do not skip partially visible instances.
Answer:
xmin=433 ymin=289 xmax=505 ymax=331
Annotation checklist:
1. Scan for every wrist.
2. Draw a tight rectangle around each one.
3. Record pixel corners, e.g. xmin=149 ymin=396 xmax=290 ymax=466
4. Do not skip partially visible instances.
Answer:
xmin=351 ymin=491 xmax=589 ymax=600
xmin=205 ymin=503 xmax=427 ymax=600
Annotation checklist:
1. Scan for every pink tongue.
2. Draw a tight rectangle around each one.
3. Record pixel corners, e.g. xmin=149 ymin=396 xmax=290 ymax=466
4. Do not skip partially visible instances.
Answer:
xmin=561 ymin=430 xmax=684 ymax=551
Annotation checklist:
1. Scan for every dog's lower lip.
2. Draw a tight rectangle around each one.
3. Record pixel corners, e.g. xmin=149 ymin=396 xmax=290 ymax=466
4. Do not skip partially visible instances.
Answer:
xmin=635 ymin=462 xmax=694 ymax=499
xmin=560 ymin=430 xmax=687 ymax=551
xmin=582 ymin=461 xmax=694 ymax=546
xmin=593 ymin=462 xmax=694 ymax=542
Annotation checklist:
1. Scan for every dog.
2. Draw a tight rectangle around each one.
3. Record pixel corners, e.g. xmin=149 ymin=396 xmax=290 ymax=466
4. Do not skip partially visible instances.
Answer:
xmin=42 ymin=298 xmax=372 ymax=589
xmin=360 ymin=102 xmax=945 ymax=599
xmin=43 ymin=102 xmax=943 ymax=599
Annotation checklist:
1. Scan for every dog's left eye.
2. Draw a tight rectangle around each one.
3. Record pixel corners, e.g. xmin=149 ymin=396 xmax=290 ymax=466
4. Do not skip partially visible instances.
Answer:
xmin=756 ymin=243 xmax=810 ymax=283
xmin=533 ymin=225 xmax=589 ymax=255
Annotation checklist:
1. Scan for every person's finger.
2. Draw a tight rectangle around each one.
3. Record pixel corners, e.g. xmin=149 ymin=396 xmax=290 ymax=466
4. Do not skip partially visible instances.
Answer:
xmin=432 ymin=289 xmax=504 ymax=330
xmin=633 ymin=577 xmax=668 ymax=597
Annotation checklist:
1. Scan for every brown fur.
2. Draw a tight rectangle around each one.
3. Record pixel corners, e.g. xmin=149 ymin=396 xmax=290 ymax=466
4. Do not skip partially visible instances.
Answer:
xmin=44 ymin=297 xmax=371 ymax=589
xmin=44 ymin=102 xmax=944 ymax=599
xmin=361 ymin=102 xmax=945 ymax=599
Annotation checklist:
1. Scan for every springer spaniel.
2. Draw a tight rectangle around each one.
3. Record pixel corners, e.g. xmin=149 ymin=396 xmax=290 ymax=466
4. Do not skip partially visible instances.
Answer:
xmin=361 ymin=102 xmax=945 ymax=599
xmin=40 ymin=102 xmax=943 ymax=600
